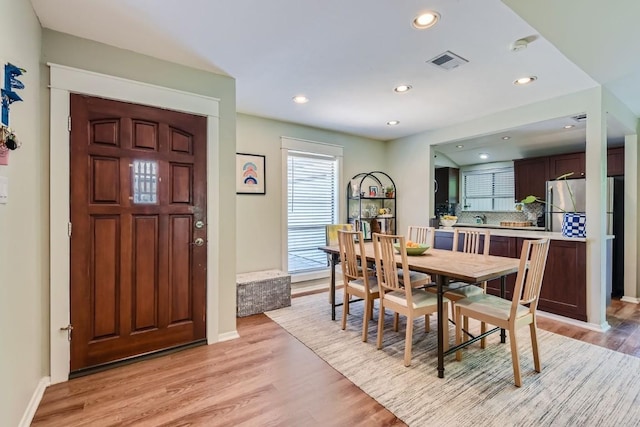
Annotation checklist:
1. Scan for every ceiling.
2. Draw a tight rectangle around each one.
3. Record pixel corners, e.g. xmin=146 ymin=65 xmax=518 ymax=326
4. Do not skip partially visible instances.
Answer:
xmin=30 ymin=0 xmax=640 ymax=165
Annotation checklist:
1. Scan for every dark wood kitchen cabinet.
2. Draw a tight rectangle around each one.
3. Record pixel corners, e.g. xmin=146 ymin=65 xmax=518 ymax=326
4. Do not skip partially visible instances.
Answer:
xmin=519 ymin=238 xmax=587 ymax=321
xmin=435 ymin=167 xmax=459 ymax=205
xmin=607 ymin=146 xmax=625 ymax=176
xmin=548 ymin=152 xmax=585 ymax=179
xmin=514 ymin=156 xmax=549 ymax=201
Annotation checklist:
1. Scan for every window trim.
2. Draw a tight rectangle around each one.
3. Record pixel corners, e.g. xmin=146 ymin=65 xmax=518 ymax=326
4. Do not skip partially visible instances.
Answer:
xmin=281 ymin=137 xmax=343 ymax=282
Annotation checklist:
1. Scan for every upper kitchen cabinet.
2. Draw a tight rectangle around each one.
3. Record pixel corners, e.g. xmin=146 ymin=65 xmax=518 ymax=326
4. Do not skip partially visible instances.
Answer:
xmin=607 ymin=147 xmax=625 ymax=176
xmin=435 ymin=167 xmax=459 ymax=204
xmin=548 ymin=152 xmax=585 ymax=179
xmin=514 ymin=157 xmax=549 ymax=201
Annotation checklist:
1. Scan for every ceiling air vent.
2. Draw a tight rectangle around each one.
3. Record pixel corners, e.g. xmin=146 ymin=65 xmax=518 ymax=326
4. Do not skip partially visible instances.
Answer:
xmin=572 ymin=113 xmax=587 ymax=122
xmin=428 ymin=50 xmax=469 ymax=70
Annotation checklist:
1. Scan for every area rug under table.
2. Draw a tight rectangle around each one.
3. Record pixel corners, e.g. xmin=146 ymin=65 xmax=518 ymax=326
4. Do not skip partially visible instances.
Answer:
xmin=266 ymin=292 xmax=640 ymax=427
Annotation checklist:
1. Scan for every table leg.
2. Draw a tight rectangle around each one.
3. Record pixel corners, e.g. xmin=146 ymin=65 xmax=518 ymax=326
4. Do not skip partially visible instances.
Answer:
xmin=330 ymin=254 xmax=337 ymax=321
xmin=437 ymin=274 xmax=446 ymax=378
xmin=500 ymin=275 xmax=506 ymax=343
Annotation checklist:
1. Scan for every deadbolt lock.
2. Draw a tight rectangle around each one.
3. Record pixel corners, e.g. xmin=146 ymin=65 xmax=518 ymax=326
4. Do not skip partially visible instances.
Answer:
xmin=195 ymin=220 xmax=205 ymax=229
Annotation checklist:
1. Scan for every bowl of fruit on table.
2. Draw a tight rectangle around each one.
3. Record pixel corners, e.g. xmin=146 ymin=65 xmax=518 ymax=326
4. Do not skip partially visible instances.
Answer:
xmin=394 ymin=240 xmax=430 ymax=256
xmin=440 ymin=215 xmax=458 ymax=228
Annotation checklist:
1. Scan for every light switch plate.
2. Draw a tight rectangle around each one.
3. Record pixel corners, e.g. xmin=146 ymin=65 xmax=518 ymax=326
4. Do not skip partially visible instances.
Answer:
xmin=0 ymin=176 xmax=8 ymax=204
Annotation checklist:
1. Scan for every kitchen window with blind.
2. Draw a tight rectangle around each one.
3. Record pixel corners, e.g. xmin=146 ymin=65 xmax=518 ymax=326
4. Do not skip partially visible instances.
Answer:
xmin=282 ymin=137 xmax=342 ymax=278
xmin=462 ymin=166 xmax=514 ymax=211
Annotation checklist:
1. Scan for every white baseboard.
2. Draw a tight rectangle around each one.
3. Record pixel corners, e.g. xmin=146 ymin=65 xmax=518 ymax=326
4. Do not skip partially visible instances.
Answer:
xmin=217 ymin=330 xmax=240 ymax=342
xmin=621 ymin=296 xmax=640 ymax=304
xmin=537 ymin=310 xmax=611 ymax=333
xmin=19 ymin=376 xmax=50 ymax=427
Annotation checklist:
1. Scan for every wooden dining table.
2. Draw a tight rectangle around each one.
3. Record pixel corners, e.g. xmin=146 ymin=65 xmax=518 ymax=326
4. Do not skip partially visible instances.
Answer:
xmin=320 ymin=242 xmax=520 ymax=378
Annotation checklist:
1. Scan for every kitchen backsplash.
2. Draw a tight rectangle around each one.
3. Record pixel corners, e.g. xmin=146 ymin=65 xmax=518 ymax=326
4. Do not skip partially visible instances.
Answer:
xmin=454 ymin=202 xmax=544 ymax=225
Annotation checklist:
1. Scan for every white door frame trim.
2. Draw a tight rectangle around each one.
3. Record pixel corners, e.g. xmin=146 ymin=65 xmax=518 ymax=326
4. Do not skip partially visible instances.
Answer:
xmin=48 ymin=63 xmax=223 ymax=384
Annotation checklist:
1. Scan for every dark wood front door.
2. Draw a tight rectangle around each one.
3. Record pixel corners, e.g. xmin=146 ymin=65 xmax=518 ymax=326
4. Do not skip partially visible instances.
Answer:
xmin=69 ymin=94 xmax=207 ymax=372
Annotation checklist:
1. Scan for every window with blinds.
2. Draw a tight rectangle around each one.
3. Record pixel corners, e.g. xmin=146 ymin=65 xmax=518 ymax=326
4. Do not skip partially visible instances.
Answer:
xmin=462 ymin=167 xmax=514 ymax=211
xmin=287 ymin=152 xmax=338 ymax=274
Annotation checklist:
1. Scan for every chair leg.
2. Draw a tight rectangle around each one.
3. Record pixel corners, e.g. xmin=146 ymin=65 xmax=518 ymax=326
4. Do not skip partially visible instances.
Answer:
xmin=443 ymin=303 xmax=450 ymax=352
xmin=509 ymin=326 xmax=522 ymax=387
xmin=393 ymin=312 xmax=399 ymax=332
xmin=455 ymin=305 xmax=463 ymax=361
xmin=530 ymin=322 xmax=541 ymax=372
xmin=377 ymin=303 xmax=385 ymax=350
xmin=404 ymin=315 xmax=413 ymax=367
xmin=424 ymin=314 xmax=430 ymax=332
xmin=362 ymin=296 xmax=371 ymax=343
xmin=341 ymin=289 xmax=349 ymax=331
xmin=480 ymin=322 xmax=486 ymax=349
xmin=463 ymin=316 xmax=469 ymax=344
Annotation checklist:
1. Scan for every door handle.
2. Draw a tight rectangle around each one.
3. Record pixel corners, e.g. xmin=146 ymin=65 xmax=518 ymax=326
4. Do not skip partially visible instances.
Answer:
xmin=193 ymin=237 xmax=205 ymax=247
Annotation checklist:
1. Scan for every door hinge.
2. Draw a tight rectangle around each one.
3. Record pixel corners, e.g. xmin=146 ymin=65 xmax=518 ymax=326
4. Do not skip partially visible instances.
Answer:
xmin=68 ymin=222 xmax=72 ymax=237
xmin=68 ymin=116 xmax=71 ymax=131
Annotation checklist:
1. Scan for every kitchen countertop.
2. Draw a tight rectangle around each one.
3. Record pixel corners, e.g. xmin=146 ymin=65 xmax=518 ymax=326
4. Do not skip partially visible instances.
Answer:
xmin=453 ymin=222 xmax=546 ymax=231
xmin=437 ymin=225 xmax=615 ymax=242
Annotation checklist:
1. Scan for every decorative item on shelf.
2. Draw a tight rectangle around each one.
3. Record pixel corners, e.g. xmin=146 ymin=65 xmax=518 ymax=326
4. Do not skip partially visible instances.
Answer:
xmin=522 ymin=172 xmax=584 ymax=237
xmin=384 ymin=186 xmax=395 ymax=198
xmin=346 ymin=171 xmax=396 ymax=239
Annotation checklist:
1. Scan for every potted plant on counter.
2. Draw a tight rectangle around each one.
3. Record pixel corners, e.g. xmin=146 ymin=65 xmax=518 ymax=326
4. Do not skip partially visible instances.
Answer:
xmin=521 ymin=172 xmax=585 ymax=238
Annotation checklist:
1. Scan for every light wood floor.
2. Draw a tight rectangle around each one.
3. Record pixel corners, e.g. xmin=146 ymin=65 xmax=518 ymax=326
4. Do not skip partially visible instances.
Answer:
xmin=32 ymin=296 xmax=640 ymax=426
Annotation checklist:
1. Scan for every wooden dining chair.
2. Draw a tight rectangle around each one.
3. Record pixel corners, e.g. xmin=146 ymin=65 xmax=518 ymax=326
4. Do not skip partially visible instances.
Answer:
xmin=427 ymin=228 xmax=490 ymax=328
xmin=372 ymin=233 xmax=450 ymax=366
xmin=407 ymin=225 xmax=436 ymax=247
xmin=337 ymin=229 xmax=379 ymax=342
xmin=400 ymin=225 xmax=435 ymax=288
xmin=454 ymin=238 xmax=550 ymax=387
xmin=325 ymin=224 xmax=353 ymax=302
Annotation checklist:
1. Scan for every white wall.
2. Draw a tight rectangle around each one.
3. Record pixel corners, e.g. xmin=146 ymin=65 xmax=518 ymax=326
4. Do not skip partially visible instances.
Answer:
xmin=236 ymin=113 xmax=387 ymax=273
xmin=0 ymin=0 xmax=44 ymax=425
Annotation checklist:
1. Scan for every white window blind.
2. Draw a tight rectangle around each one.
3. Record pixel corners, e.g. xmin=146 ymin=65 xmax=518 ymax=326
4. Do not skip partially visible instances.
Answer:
xmin=463 ymin=167 xmax=514 ymax=211
xmin=287 ymin=152 xmax=338 ymax=274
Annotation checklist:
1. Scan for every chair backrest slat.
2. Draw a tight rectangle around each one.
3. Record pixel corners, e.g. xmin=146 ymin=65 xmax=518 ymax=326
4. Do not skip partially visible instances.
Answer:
xmin=373 ymin=233 xmax=414 ymax=305
xmin=407 ymin=226 xmax=435 ymax=247
xmin=337 ymin=230 xmax=372 ymax=290
xmin=452 ymin=228 xmax=490 ymax=255
xmin=510 ymin=238 xmax=550 ymax=317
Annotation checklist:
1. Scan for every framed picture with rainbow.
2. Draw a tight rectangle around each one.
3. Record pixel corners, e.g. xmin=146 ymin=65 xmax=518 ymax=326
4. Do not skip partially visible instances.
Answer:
xmin=236 ymin=153 xmax=266 ymax=195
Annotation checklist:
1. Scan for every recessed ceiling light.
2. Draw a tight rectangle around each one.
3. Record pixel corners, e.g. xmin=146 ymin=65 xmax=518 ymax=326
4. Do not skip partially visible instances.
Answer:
xmin=479 ymin=153 xmax=489 ymax=159
xmin=394 ymin=85 xmax=412 ymax=93
xmin=502 ymin=136 xmax=511 ymax=140
xmin=514 ymin=76 xmax=537 ymax=85
xmin=292 ymin=95 xmax=309 ymax=104
xmin=456 ymin=145 xmax=464 ymax=149
xmin=387 ymin=120 xmax=400 ymax=126
xmin=412 ymin=11 xmax=440 ymax=29
xmin=564 ymin=125 xmax=575 ymax=129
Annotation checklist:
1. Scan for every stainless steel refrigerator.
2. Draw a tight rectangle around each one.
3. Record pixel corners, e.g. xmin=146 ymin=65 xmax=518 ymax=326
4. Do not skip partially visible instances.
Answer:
xmin=545 ymin=177 xmax=613 ymax=234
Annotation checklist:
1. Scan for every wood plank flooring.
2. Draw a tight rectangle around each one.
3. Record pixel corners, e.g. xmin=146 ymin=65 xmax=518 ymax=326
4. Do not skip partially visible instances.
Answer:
xmin=32 ymin=296 xmax=640 ymax=426
xmin=32 ymin=311 xmax=404 ymax=427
